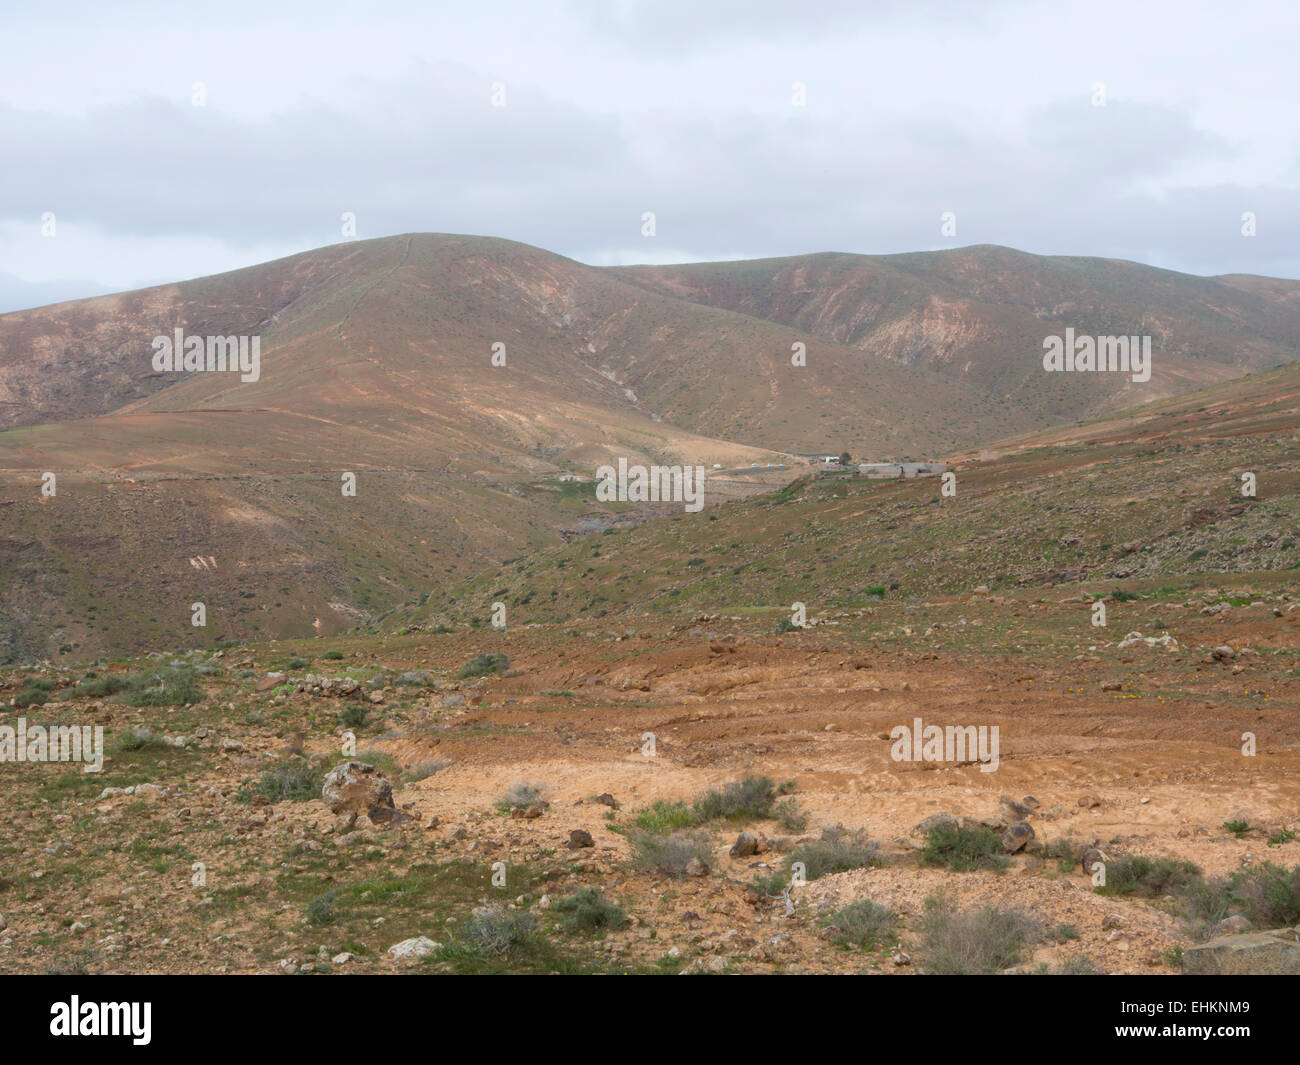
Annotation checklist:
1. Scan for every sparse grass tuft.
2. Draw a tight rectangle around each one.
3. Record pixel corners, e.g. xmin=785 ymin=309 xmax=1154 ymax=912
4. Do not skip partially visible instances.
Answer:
xmin=918 ymin=893 xmax=1039 ymax=974
xmin=408 ymin=758 xmax=451 ymax=782
xmin=455 ymin=905 xmax=538 ymax=956
xmin=115 ymin=726 xmax=168 ymax=752
xmin=774 ymin=797 xmax=809 ymax=833
xmin=634 ymin=800 xmax=696 ymax=834
xmin=497 ymin=780 xmax=547 ymax=812
xmin=823 ymin=898 xmax=898 ymax=951
xmin=627 ymin=829 xmax=713 ymax=878
xmin=235 ymin=759 xmax=322 ymax=804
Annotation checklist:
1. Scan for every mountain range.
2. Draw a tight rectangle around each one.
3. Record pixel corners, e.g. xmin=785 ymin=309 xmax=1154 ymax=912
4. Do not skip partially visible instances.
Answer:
xmin=1 ymin=233 xmax=1296 ymax=662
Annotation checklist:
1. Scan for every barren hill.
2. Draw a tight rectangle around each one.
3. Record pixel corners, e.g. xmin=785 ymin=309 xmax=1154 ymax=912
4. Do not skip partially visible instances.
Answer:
xmin=2 ymin=234 xmax=1298 ymax=662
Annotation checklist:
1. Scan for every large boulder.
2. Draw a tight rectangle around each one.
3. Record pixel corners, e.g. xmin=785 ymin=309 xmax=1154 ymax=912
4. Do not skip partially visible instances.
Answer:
xmin=1182 ymin=929 xmax=1300 ymax=975
xmin=321 ymin=760 xmax=394 ymax=816
xmin=387 ymin=936 xmax=441 ymax=961
xmin=1001 ymin=820 xmax=1035 ymax=853
xmin=1080 ymin=846 xmax=1109 ymax=876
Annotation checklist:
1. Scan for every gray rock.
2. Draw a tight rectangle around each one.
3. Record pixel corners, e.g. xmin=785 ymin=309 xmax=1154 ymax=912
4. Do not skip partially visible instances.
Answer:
xmin=1081 ymin=846 xmax=1108 ymax=876
xmin=1183 ymin=929 xmax=1300 ymax=975
xmin=1000 ymin=796 xmax=1035 ymax=821
xmin=683 ymin=857 xmax=709 ymax=877
xmin=1001 ymin=820 xmax=1035 ymax=853
xmin=387 ymin=936 xmax=441 ymax=961
xmin=321 ymin=760 xmax=395 ymax=815
xmin=567 ymin=829 xmax=594 ymax=849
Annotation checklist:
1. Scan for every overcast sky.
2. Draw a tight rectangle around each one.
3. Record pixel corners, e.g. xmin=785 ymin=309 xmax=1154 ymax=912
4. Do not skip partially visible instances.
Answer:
xmin=2 ymin=0 xmax=1298 ymax=311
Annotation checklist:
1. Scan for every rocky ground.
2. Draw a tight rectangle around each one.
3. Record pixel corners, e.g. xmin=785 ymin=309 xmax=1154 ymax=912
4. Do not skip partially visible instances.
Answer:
xmin=0 ymin=577 xmax=1297 ymax=974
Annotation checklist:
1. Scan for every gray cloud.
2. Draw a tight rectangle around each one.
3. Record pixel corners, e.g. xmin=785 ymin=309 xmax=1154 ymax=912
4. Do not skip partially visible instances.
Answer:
xmin=0 ymin=0 xmax=1297 ymax=309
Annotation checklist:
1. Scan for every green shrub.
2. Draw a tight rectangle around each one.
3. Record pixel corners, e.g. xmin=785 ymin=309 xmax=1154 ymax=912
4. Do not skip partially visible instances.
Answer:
xmin=118 ymin=663 xmax=202 ymax=707
xmin=553 ymin=888 xmax=626 ymax=935
xmin=750 ymin=871 xmax=790 ymax=898
xmin=692 ymin=775 xmax=778 ymax=822
xmin=306 ymin=891 xmax=340 ymax=926
xmin=13 ymin=686 xmax=51 ymax=709
xmin=789 ymin=825 xmax=880 ymax=880
xmin=1098 ymin=855 xmax=1201 ymax=898
xmin=1221 ymin=863 xmax=1300 ymax=928
xmin=921 ymin=822 xmax=1008 ymax=873
xmin=1040 ymin=836 xmax=1081 ymax=873
xmin=458 ymin=653 xmax=509 ymax=679
xmin=339 ymin=704 xmax=369 ymax=729
xmin=71 ymin=675 xmax=131 ymax=698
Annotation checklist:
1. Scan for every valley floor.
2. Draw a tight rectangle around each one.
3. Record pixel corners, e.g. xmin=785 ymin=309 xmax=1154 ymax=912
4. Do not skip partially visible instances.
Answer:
xmin=1 ymin=575 xmax=1297 ymax=974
